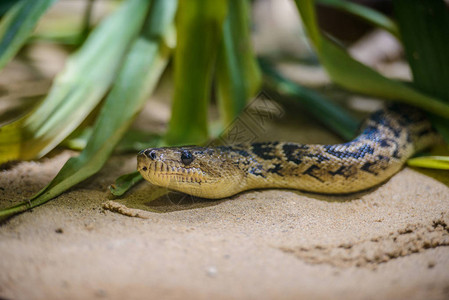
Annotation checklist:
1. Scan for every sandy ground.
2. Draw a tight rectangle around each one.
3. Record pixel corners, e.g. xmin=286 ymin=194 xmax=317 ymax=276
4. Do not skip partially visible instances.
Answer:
xmin=1 ymin=96 xmax=449 ymax=299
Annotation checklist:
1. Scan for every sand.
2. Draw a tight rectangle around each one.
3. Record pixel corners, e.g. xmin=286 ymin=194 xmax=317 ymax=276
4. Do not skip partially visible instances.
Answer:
xmin=1 ymin=101 xmax=449 ymax=300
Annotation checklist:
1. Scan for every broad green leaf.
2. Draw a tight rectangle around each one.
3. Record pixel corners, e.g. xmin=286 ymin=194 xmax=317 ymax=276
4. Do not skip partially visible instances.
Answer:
xmin=394 ymin=0 xmax=449 ymax=101
xmin=165 ymin=0 xmax=228 ymax=145
xmin=216 ymin=0 xmax=261 ymax=127
xmin=0 ymin=0 xmax=57 ymax=70
xmin=293 ymin=0 xmax=449 ymax=119
xmin=0 ymin=0 xmax=177 ymax=218
xmin=317 ymin=0 xmax=399 ymax=38
xmin=407 ymin=156 xmax=449 ymax=170
xmin=394 ymin=0 xmax=449 ymax=143
xmin=0 ymin=0 xmax=149 ymax=163
xmin=260 ymin=59 xmax=359 ymax=140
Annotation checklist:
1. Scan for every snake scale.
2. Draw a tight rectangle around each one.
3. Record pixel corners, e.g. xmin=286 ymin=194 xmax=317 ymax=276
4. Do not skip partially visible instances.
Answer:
xmin=137 ymin=104 xmax=438 ymax=198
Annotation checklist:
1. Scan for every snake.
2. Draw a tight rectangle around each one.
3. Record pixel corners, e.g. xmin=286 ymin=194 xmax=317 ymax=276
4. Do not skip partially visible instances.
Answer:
xmin=137 ymin=104 xmax=438 ymax=199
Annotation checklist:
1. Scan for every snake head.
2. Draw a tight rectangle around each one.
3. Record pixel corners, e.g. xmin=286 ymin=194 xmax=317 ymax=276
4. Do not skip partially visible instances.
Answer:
xmin=137 ymin=146 xmax=245 ymax=199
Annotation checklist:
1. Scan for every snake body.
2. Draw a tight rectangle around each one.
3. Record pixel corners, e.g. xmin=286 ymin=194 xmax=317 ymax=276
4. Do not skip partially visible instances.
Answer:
xmin=137 ymin=105 xmax=438 ymax=198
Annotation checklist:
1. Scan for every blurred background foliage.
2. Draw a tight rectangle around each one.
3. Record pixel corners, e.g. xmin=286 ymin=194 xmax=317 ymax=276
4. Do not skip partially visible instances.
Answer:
xmin=0 ymin=0 xmax=448 ymax=217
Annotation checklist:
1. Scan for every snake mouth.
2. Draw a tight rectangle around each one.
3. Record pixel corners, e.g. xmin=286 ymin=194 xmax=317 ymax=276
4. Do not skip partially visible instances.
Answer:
xmin=138 ymin=160 xmax=211 ymax=184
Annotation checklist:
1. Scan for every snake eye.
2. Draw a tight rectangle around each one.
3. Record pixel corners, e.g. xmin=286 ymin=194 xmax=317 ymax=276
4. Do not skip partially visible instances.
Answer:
xmin=181 ymin=150 xmax=194 ymax=165
xmin=143 ymin=149 xmax=157 ymax=160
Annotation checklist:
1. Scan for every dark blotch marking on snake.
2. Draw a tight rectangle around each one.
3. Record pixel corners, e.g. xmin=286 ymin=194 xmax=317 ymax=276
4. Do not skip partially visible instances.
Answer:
xmin=368 ymin=110 xmax=402 ymax=138
xmin=328 ymin=166 xmax=354 ymax=179
xmin=378 ymin=138 xmax=401 ymax=159
xmin=361 ymin=155 xmax=390 ymax=175
xmin=217 ymin=146 xmax=251 ymax=158
xmin=282 ymin=143 xmax=309 ymax=165
xmin=361 ymin=125 xmax=380 ymax=138
xmin=251 ymin=142 xmax=279 ymax=160
xmin=388 ymin=103 xmax=427 ymax=125
xmin=267 ymin=163 xmax=283 ymax=176
xmin=303 ymin=165 xmax=324 ymax=182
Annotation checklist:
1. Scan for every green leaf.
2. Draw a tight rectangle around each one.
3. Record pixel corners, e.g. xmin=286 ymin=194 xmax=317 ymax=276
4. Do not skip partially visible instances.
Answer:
xmin=394 ymin=0 xmax=449 ymax=143
xmin=293 ymin=0 xmax=449 ymax=119
xmin=0 ymin=1 xmax=17 ymax=16
xmin=63 ymin=128 xmax=162 ymax=153
xmin=317 ymin=0 xmax=399 ymax=38
xmin=0 ymin=0 xmax=149 ymax=163
xmin=0 ymin=0 xmax=57 ymax=70
xmin=407 ymin=156 xmax=449 ymax=170
xmin=216 ymin=0 xmax=261 ymax=127
xmin=109 ymin=171 xmax=143 ymax=196
xmin=394 ymin=0 xmax=449 ymax=101
xmin=165 ymin=0 xmax=228 ymax=145
xmin=0 ymin=0 xmax=177 ymax=218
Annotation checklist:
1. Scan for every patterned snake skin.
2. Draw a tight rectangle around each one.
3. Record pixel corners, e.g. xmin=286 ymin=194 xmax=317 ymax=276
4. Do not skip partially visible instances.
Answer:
xmin=137 ymin=105 xmax=438 ymax=198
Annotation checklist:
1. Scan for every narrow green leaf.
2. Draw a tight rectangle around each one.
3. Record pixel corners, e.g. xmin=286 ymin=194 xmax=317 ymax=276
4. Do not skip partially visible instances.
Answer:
xmin=407 ymin=156 xmax=449 ymax=170
xmin=109 ymin=171 xmax=143 ymax=196
xmin=0 ymin=0 xmax=57 ymax=70
xmin=216 ymin=0 xmax=261 ymax=127
xmin=317 ymin=0 xmax=399 ymax=38
xmin=0 ymin=0 xmax=149 ymax=163
xmin=165 ymin=0 xmax=228 ymax=145
xmin=0 ymin=1 xmax=17 ymax=16
xmin=79 ymin=0 xmax=95 ymax=44
xmin=0 ymin=0 xmax=177 ymax=218
xmin=62 ymin=128 xmax=162 ymax=153
xmin=293 ymin=0 xmax=449 ymax=119
xmin=260 ymin=58 xmax=359 ymax=140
